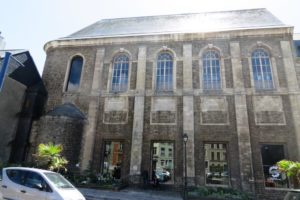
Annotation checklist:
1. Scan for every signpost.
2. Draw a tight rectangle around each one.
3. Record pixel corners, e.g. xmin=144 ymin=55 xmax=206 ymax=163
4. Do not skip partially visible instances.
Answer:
xmin=0 ymin=52 xmax=12 ymax=92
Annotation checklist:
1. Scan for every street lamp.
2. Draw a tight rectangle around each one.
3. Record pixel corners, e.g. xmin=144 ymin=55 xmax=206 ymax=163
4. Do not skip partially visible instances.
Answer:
xmin=183 ymin=133 xmax=188 ymax=200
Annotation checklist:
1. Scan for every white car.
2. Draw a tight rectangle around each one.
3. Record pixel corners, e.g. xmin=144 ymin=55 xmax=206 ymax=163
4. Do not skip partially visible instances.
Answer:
xmin=0 ymin=167 xmax=85 ymax=200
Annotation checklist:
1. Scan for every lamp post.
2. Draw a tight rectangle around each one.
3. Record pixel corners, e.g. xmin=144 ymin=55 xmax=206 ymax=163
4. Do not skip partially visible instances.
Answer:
xmin=183 ymin=133 xmax=188 ymax=200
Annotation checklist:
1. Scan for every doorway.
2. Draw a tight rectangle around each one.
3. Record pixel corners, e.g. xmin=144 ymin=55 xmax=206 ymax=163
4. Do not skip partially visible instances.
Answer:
xmin=151 ymin=141 xmax=174 ymax=184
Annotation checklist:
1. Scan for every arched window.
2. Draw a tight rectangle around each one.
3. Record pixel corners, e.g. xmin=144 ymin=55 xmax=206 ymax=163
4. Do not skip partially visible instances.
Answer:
xmin=66 ymin=56 xmax=83 ymax=92
xmin=202 ymin=50 xmax=221 ymax=90
xmin=156 ymin=52 xmax=173 ymax=91
xmin=251 ymin=49 xmax=274 ymax=89
xmin=111 ymin=54 xmax=129 ymax=92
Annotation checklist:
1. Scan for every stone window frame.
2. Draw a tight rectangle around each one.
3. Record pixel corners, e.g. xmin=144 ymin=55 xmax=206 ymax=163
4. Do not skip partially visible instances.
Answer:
xmin=204 ymin=142 xmax=230 ymax=187
xmin=247 ymin=42 xmax=280 ymax=91
xmin=199 ymin=44 xmax=226 ymax=91
xmin=63 ymin=53 xmax=85 ymax=93
xmin=107 ymin=48 xmax=132 ymax=94
xmin=152 ymin=46 xmax=177 ymax=93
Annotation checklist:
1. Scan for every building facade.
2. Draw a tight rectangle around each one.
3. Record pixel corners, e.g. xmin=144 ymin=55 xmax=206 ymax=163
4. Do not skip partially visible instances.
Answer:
xmin=31 ymin=9 xmax=300 ymax=199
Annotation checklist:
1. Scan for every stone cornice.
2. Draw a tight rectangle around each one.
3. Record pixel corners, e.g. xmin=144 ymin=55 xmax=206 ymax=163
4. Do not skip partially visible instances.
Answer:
xmin=44 ymin=26 xmax=294 ymax=52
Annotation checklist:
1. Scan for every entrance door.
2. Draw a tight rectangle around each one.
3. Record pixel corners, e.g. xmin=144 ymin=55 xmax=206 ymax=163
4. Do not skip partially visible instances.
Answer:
xmin=151 ymin=142 xmax=174 ymax=184
xmin=103 ymin=141 xmax=123 ymax=179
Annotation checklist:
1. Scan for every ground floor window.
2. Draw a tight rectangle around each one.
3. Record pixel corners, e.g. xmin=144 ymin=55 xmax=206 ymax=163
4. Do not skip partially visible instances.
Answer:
xmin=261 ymin=144 xmax=289 ymax=188
xmin=205 ymin=143 xmax=229 ymax=185
xmin=102 ymin=141 xmax=123 ymax=179
xmin=151 ymin=142 xmax=174 ymax=184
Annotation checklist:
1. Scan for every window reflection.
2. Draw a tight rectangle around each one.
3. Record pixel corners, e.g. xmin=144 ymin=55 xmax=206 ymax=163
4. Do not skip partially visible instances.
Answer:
xmin=103 ymin=141 xmax=123 ymax=179
xmin=261 ymin=144 xmax=289 ymax=188
xmin=205 ymin=143 xmax=229 ymax=185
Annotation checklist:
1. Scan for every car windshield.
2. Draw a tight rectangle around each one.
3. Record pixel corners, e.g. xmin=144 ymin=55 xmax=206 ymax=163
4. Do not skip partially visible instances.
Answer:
xmin=44 ymin=172 xmax=73 ymax=189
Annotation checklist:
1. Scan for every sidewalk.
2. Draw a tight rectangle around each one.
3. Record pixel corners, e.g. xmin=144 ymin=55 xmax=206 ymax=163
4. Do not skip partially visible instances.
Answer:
xmin=80 ymin=187 xmax=183 ymax=200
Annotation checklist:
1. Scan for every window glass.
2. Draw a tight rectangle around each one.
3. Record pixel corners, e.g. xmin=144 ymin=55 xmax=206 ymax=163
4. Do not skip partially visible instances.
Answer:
xmin=202 ymin=50 xmax=221 ymax=90
xmin=24 ymin=171 xmax=44 ymax=189
xmin=156 ymin=52 xmax=173 ymax=91
xmin=261 ymin=145 xmax=289 ymax=188
xmin=103 ymin=141 xmax=123 ymax=179
xmin=44 ymin=172 xmax=73 ymax=189
xmin=251 ymin=49 xmax=274 ymax=90
xmin=152 ymin=142 xmax=174 ymax=183
xmin=205 ymin=143 xmax=229 ymax=185
xmin=66 ymin=56 xmax=83 ymax=92
xmin=6 ymin=169 xmax=26 ymax=185
xmin=111 ymin=54 xmax=129 ymax=92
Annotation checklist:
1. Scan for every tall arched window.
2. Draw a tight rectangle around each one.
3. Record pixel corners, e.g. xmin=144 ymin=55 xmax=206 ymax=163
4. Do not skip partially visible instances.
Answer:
xmin=202 ymin=50 xmax=221 ymax=90
xmin=111 ymin=54 xmax=129 ymax=92
xmin=156 ymin=52 xmax=173 ymax=91
xmin=251 ymin=49 xmax=274 ymax=89
xmin=66 ymin=56 xmax=83 ymax=92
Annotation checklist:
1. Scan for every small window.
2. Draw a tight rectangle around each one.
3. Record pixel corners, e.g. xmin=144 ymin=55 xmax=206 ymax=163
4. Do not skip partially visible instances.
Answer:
xmin=205 ymin=143 xmax=229 ymax=185
xmin=156 ymin=52 xmax=173 ymax=91
xmin=251 ymin=49 xmax=274 ymax=90
xmin=261 ymin=144 xmax=289 ymax=188
xmin=66 ymin=56 xmax=83 ymax=92
xmin=111 ymin=54 xmax=129 ymax=92
xmin=160 ymin=147 xmax=165 ymax=156
xmin=202 ymin=50 xmax=221 ymax=90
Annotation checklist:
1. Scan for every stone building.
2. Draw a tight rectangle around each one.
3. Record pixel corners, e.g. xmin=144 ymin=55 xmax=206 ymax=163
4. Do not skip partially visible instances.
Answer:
xmin=31 ymin=8 xmax=300 ymax=199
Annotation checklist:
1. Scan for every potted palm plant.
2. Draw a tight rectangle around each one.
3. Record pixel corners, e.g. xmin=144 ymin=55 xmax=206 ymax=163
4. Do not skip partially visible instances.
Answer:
xmin=276 ymin=160 xmax=300 ymax=200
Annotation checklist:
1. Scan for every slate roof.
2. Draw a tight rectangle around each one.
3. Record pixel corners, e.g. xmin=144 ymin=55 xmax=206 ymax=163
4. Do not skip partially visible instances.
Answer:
xmin=63 ymin=8 xmax=287 ymax=40
xmin=47 ymin=103 xmax=86 ymax=119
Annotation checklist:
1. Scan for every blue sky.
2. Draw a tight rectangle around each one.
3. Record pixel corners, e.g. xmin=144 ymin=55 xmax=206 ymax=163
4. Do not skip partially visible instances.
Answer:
xmin=1 ymin=0 xmax=299 ymax=74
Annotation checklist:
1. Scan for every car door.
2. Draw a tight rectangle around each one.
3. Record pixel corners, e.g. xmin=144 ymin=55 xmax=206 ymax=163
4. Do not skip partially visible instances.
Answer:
xmin=18 ymin=171 xmax=47 ymax=200
xmin=1 ymin=169 xmax=26 ymax=200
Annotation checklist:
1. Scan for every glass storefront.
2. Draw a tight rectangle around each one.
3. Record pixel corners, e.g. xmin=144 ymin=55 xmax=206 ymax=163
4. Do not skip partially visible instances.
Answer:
xmin=103 ymin=141 xmax=123 ymax=179
xmin=205 ymin=143 xmax=229 ymax=185
xmin=151 ymin=142 xmax=174 ymax=184
xmin=261 ymin=144 xmax=289 ymax=188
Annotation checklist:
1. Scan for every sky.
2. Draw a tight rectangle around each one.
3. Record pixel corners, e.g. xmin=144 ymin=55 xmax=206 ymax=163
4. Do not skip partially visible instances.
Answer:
xmin=1 ymin=0 xmax=299 ymax=74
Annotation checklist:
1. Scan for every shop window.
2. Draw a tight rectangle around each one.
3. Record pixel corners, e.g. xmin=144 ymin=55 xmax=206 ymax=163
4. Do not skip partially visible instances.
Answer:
xmin=103 ymin=141 xmax=123 ymax=179
xmin=205 ymin=143 xmax=229 ymax=185
xmin=152 ymin=142 xmax=174 ymax=184
xmin=261 ymin=144 xmax=289 ymax=188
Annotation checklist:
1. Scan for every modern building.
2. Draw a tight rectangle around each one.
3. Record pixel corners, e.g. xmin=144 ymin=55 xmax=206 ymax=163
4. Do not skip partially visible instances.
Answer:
xmin=30 ymin=8 xmax=300 ymax=199
xmin=0 ymin=50 xmax=47 ymax=163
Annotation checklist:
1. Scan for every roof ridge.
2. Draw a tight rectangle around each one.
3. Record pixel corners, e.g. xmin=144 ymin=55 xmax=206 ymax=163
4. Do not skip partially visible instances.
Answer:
xmin=99 ymin=8 xmax=267 ymax=22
